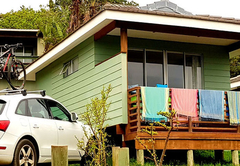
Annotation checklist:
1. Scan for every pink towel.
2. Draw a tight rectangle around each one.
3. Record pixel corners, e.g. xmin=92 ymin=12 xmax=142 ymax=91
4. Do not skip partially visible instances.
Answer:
xmin=171 ymin=88 xmax=198 ymax=117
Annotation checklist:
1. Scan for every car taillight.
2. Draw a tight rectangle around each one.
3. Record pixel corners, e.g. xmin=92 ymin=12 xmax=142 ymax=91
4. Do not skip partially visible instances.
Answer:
xmin=0 ymin=120 xmax=10 ymax=132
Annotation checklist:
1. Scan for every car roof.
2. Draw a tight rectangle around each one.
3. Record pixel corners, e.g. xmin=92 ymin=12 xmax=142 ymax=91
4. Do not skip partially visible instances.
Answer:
xmin=0 ymin=93 xmax=53 ymax=102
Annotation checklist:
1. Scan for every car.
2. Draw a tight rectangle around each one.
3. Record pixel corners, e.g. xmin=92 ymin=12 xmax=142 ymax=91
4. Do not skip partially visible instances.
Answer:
xmin=0 ymin=90 xmax=90 ymax=165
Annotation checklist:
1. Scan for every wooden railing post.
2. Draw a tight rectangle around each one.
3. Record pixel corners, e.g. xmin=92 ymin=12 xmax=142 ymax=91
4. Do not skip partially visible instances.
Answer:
xmin=188 ymin=116 xmax=192 ymax=132
xmin=136 ymin=88 xmax=141 ymax=132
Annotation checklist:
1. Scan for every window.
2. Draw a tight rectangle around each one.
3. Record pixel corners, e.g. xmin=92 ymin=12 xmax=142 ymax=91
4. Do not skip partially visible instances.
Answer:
xmin=0 ymin=100 xmax=6 ymax=115
xmin=146 ymin=51 xmax=164 ymax=87
xmin=1 ymin=46 xmax=35 ymax=64
xmin=168 ymin=52 xmax=184 ymax=88
xmin=16 ymin=100 xmax=27 ymax=116
xmin=128 ymin=49 xmax=202 ymax=89
xmin=46 ymin=100 xmax=70 ymax=121
xmin=28 ymin=99 xmax=50 ymax=119
xmin=60 ymin=57 xmax=79 ymax=77
xmin=128 ymin=50 xmax=144 ymax=86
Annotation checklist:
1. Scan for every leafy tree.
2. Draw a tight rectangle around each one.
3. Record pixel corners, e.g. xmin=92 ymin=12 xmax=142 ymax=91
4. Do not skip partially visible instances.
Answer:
xmin=230 ymin=55 xmax=240 ymax=78
xmin=67 ymin=0 xmax=138 ymax=33
xmin=0 ymin=0 xmax=138 ymax=51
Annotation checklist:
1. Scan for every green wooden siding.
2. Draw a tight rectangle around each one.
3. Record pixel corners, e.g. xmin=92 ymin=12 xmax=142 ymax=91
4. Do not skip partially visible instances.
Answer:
xmin=95 ymin=35 xmax=120 ymax=65
xmin=95 ymin=35 xmax=230 ymax=90
xmin=35 ymin=34 xmax=231 ymax=127
xmin=36 ymin=36 xmax=128 ymax=126
xmin=0 ymin=80 xmax=37 ymax=91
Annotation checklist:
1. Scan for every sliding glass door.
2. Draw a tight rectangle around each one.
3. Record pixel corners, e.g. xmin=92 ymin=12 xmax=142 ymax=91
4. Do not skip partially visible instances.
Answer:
xmin=127 ymin=49 xmax=202 ymax=89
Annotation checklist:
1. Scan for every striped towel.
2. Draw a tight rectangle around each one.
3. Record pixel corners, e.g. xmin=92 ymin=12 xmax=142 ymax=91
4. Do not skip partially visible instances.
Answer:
xmin=171 ymin=88 xmax=198 ymax=118
xmin=199 ymin=90 xmax=224 ymax=121
xmin=227 ymin=91 xmax=240 ymax=125
xmin=141 ymin=87 xmax=169 ymax=122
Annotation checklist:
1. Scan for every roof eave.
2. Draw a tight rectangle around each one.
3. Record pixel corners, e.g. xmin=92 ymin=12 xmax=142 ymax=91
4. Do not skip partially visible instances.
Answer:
xmin=22 ymin=8 xmax=240 ymax=81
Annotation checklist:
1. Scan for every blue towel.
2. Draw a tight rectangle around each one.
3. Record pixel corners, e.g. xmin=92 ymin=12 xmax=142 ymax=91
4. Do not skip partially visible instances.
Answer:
xmin=199 ymin=90 xmax=224 ymax=121
xmin=141 ymin=87 xmax=169 ymax=122
xmin=227 ymin=91 xmax=240 ymax=125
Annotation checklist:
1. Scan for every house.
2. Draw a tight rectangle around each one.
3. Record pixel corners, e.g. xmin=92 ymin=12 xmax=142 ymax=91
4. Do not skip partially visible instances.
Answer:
xmin=10 ymin=0 xmax=240 ymax=164
xmin=231 ymin=75 xmax=240 ymax=91
xmin=0 ymin=29 xmax=44 ymax=90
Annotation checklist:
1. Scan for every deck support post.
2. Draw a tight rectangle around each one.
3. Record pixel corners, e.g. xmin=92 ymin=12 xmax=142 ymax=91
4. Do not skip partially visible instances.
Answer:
xmin=215 ymin=150 xmax=224 ymax=162
xmin=136 ymin=149 xmax=144 ymax=165
xmin=232 ymin=150 xmax=239 ymax=165
xmin=187 ymin=150 xmax=194 ymax=166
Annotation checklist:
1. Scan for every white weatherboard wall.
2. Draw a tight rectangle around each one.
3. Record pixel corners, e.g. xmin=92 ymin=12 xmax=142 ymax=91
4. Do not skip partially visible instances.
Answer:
xmin=36 ymin=36 xmax=128 ymax=126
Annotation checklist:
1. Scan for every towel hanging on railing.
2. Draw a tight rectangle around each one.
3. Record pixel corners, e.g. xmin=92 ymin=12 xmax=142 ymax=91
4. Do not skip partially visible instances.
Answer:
xmin=227 ymin=91 xmax=240 ymax=125
xmin=141 ymin=87 xmax=169 ymax=122
xmin=199 ymin=90 xmax=224 ymax=121
xmin=171 ymin=88 xmax=198 ymax=119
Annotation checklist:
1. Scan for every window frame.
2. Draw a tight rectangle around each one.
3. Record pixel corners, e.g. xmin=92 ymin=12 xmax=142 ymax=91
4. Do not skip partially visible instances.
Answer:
xmin=44 ymin=99 xmax=71 ymax=122
xmin=27 ymin=98 xmax=51 ymax=119
xmin=60 ymin=57 xmax=79 ymax=78
xmin=127 ymin=48 xmax=203 ymax=89
xmin=0 ymin=100 xmax=6 ymax=115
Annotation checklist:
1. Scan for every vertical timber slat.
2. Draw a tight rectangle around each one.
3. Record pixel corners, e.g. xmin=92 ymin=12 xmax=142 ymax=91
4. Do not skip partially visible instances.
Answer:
xmin=121 ymin=28 xmax=128 ymax=53
xmin=137 ymin=88 xmax=141 ymax=132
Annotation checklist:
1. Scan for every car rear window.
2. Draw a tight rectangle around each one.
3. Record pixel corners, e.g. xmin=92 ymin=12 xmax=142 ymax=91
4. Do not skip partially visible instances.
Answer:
xmin=0 ymin=100 xmax=6 ymax=115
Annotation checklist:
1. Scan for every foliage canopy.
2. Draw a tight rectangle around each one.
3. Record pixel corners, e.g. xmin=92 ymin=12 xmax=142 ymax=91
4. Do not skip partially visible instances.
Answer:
xmin=0 ymin=0 xmax=138 ymax=51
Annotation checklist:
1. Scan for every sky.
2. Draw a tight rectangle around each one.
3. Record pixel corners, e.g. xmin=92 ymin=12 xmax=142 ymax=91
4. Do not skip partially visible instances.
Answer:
xmin=1 ymin=0 xmax=240 ymax=19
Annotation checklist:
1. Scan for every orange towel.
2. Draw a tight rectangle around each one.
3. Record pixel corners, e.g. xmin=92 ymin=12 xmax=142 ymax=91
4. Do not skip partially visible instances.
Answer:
xmin=171 ymin=88 xmax=198 ymax=118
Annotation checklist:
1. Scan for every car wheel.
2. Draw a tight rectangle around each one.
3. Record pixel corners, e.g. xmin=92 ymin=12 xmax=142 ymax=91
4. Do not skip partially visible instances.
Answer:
xmin=12 ymin=139 xmax=37 ymax=166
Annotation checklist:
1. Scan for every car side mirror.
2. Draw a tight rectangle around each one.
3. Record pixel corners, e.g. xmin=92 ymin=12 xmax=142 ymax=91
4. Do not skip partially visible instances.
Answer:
xmin=71 ymin=112 xmax=78 ymax=122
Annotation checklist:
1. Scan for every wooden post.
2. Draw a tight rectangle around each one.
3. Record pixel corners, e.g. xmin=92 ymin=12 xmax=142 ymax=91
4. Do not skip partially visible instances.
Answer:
xmin=119 ymin=147 xmax=130 ymax=166
xmin=136 ymin=149 xmax=144 ymax=166
xmin=120 ymin=28 xmax=128 ymax=53
xmin=215 ymin=150 xmax=224 ymax=162
xmin=187 ymin=150 xmax=194 ymax=166
xmin=112 ymin=147 xmax=120 ymax=166
xmin=188 ymin=116 xmax=192 ymax=132
xmin=51 ymin=145 xmax=68 ymax=166
xmin=232 ymin=150 xmax=239 ymax=166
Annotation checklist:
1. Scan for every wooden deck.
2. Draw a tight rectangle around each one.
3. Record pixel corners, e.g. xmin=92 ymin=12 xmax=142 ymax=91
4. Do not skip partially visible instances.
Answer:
xmin=124 ymin=87 xmax=240 ymax=150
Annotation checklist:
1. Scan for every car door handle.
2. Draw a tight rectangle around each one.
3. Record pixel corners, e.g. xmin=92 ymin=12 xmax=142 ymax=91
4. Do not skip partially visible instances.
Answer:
xmin=58 ymin=126 xmax=64 ymax=130
xmin=33 ymin=124 xmax=39 ymax=129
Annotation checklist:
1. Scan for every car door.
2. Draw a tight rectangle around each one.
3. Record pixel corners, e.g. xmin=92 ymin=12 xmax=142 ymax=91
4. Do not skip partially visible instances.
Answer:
xmin=27 ymin=98 xmax=58 ymax=158
xmin=45 ymin=99 xmax=84 ymax=159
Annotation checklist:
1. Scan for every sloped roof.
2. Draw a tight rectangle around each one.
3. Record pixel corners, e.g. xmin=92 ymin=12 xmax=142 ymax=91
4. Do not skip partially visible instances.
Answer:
xmin=22 ymin=3 xmax=240 ymax=81
xmin=102 ymin=3 xmax=240 ymax=24
xmin=139 ymin=0 xmax=193 ymax=15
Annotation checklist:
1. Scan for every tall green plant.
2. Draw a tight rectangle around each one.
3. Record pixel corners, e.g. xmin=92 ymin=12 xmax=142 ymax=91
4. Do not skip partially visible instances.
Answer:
xmin=77 ymin=85 xmax=112 ymax=166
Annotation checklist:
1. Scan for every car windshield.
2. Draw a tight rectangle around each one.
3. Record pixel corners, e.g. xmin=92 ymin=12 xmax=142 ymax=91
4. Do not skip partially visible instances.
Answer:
xmin=0 ymin=100 xmax=6 ymax=115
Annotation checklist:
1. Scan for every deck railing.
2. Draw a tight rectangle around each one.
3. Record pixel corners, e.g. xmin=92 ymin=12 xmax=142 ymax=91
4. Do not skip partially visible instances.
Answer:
xmin=126 ymin=87 xmax=240 ymax=136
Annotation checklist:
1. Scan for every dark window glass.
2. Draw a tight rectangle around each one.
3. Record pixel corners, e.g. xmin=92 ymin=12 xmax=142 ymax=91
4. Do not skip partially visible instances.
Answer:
xmin=28 ymin=99 xmax=50 ymax=119
xmin=168 ymin=52 xmax=184 ymax=88
xmin=128 ymin=50 xmax=144 ymax=86
xmin=0 ymin=100 xmax=6 ymax=115
xmin=16 ymin=100 xmax=26 ymax=116
xmin=146 ymin=51 xmax=163 ymax=87
xmin=185 ymin=55 xmax=202 ymax=89
xmin=46 ymin=100 xmax=70 ymax=121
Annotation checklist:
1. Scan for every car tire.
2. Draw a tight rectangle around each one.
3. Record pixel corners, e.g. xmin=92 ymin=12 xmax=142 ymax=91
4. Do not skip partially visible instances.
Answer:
xmin=12 ymin=139 xmax=37 ymax=166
